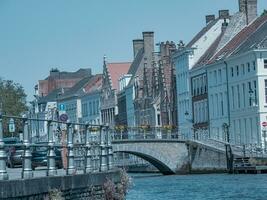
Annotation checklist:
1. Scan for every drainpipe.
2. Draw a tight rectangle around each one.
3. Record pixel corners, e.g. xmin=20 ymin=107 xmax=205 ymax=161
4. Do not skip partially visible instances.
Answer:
xmin=224 ymin=60 xmax=233 ymax=173
xmin=206 ymin=69 xmax=211 ymax=139
xmin=224 ymin=61 xmax=231 ymax=141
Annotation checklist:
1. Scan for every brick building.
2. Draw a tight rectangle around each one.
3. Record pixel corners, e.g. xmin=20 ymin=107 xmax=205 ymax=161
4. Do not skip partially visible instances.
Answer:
xmin=38 ymin=68 xmax=92 ymax=97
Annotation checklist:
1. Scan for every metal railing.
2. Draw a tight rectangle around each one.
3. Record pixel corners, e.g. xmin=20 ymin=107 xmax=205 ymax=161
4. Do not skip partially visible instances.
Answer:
xmin=0 ymin=114 xmax=114 ymax=180
xmin=111 ymin=127 xmax=180 ymax=141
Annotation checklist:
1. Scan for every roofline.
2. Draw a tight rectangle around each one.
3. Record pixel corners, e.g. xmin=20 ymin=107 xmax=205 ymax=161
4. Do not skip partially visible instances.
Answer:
xmin=204 ymin=49 xmax=260 ymax=70
xmin=107 ymin=62 xmax=132 ymax=64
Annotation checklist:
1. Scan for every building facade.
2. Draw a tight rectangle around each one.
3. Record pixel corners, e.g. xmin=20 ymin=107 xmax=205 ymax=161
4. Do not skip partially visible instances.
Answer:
xmin=100 ymin=57 xmax=131 ymax=127
xmin=38 ymin=68 xmax=91 ymax=97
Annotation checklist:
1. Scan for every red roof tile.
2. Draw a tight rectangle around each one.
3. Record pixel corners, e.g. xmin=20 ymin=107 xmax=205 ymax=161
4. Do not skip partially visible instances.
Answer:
xmin=83 ymin=74 xmax=103 ymax=93
xmin=107 ymin=62 xmax=132 ymax=90
xmin=209 ymin=14 xmax=267 ymax=64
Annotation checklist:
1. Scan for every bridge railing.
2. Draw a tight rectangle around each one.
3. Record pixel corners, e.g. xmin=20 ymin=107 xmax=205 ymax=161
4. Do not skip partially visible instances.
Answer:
xmin=111 ymin=126 xmax=180 ymax=141
xmin=201 ymin=138 xmax=267 ymax=158
xmin=0 ymin=114 xmax=114 ymax=180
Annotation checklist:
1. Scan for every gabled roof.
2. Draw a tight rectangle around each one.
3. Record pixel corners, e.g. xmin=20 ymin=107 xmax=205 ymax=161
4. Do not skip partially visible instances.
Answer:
xmin=210 ymin=14 xmax=267 ymax=64
xmin=38 ymin=88 xmax=67 ymax=104
xmin=232 ymin=18 xmax=267 ymax=55
xmin=58 ymin=76 xmax=92 ymax=100
xmin=83 ymin=74 xmax=102 ymax=94
xmin=127 ymin=48 xmax=144 ymax=86
xmin=186 ymin=18 xmax=220 ymax=48
xmin=106 ymin=62 xmax=132 ymax=90
xmin=193 ymin=32 xmax=224 ymax=69
xmin=45 ymin=68 xmax=91 ymax=80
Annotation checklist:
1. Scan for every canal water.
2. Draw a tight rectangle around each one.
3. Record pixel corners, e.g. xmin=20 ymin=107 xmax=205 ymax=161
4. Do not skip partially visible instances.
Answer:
xmin=126 ymin=173 xmax=267 ymax=200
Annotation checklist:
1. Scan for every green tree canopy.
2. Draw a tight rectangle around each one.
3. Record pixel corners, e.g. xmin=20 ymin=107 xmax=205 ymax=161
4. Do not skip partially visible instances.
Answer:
xmin=0 ymin=79 xmax=28 ymax=135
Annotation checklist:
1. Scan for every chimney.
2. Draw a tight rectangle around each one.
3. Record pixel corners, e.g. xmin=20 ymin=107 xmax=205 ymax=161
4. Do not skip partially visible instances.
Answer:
xmin=133 ymin=39 xmax=144 ymax=58
xmin=239 ymin=0 xmax=257 ymax=24
xmin=221 ymin=18 xmax=229 ymax=32
xmin=239 ymin=0 xmax=247 ymax=12
xmin=206 ymin=15 xmax=215 ymax=24
xmin=219 ymin=10 xmax=230 ymax=19
xmin=142 ymin=32 xmax=154 ymax=54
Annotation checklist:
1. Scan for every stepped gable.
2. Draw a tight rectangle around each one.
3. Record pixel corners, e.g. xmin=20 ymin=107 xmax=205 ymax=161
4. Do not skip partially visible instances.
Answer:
xmin=209 ymin=14 xmax=267 ymax=64
xmin=106 ymin=62 xmax=132 ymax=91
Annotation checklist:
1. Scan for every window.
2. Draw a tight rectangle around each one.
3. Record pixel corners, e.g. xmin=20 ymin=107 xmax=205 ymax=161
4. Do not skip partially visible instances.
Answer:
xmin=242 ymin=83 xmax=246 ymax=108
xmin=218 ymin=69 xmax=222 ymax=83
xmin=232 ymin=86 xmax=235 ymax=109
xmin=200 ymin=76 xmax=203 ymax=94
xmin=236 ymin=65 xmax=239 ymax=76
xmin=192 ymin=79 xmax=196 ymax=96
xmin=248 ymin=82 xmax=252 ymax=106
xmin=242 ymin=64 xmax=245 ymax=74
xmin=221 ymin=93 xmax=224 ymax=116
xmin=197 ymin=78 xmax=199 ymax=95
xmin=214 ymin=70 xmax=217 ymax=84
xmin=254 ymin=80 xmax=257 ymax=105
xmin=264 ymin=60 xmax=267 ymax=69
xmin=253 ymin=61 xmax=256 ymax=71
xmin=89 ymin=102 xmax=92 ymax=115
xmin=265 ymin=80 xmax=267 ymax=103
xmin=231 ymin=67 xmax=234 ymax=77
xmin=237 ymin=85 xmax=240 ymax=108
xmin=157 ymin=114 xmax=161 ymax=126
xmin=247 ymin=62 xmax=250 ymax=72
xmin=203 ymin=75 xmax=207 ymax=93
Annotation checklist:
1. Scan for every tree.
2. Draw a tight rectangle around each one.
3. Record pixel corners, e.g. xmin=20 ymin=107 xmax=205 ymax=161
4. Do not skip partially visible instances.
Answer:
xmin=0 ymin=79 xmax=28 ymax=136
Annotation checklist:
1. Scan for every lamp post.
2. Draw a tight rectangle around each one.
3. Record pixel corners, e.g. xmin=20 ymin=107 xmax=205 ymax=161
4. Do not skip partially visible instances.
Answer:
xmin=262 ymin=128 xmax=267 ymax=153
xmin=222 ymin=123 xmax=230 ymax=143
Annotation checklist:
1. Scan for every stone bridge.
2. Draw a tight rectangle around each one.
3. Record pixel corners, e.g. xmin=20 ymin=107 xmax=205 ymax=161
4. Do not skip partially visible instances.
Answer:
xmin=112 ymin=139 xmax=228 ymax=175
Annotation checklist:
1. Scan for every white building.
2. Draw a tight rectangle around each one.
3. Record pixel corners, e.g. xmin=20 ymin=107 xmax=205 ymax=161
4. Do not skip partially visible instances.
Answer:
xmin=189 ymin=0 xmax=267 ymax=149
xmin=173 ymin=10 xmax=230 ymax=138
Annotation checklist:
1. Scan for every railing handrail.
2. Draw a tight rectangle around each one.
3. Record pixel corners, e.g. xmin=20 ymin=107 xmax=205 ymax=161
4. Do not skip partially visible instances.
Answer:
xmin=0 ymin=114 xmax=113 ymax=181
xmin=1 ymin=114 xmax=108 ymax=127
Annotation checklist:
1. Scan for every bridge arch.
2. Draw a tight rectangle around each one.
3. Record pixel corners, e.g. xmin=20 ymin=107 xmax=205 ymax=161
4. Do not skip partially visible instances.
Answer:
xmin=113 ymin=150 xmax=174 ymax=175
xmin=112 ymin=140 xmax=190 ymax=175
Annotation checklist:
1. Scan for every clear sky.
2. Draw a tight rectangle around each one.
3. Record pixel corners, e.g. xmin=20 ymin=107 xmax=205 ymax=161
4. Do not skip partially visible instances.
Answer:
xmin=0 ymin=0 xmax=266 ymax=100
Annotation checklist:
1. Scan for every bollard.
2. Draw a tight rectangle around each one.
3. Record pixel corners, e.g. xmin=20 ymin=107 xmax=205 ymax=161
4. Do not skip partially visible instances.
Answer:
xmin=106 ymin=126 xmax=113 ymax=170
xmin=22 ymin=118 xmax=33 ymax=179
xmin=47 ymin=120 xmax=57 ymax=176
xmin=84 ymin=125 xmax=92 ymax=173
xmin=67 ymin=123 xmax=75 ymax=175
xmin=100 ymin=126 xmax=108 ymax=171
xmin=0 ymin=115 xmax=8 ymax=180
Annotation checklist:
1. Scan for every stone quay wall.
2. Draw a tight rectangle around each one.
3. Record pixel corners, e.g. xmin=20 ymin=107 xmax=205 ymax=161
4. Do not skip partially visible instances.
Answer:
xmin=0 ymin=170 xmax=121 ymax=200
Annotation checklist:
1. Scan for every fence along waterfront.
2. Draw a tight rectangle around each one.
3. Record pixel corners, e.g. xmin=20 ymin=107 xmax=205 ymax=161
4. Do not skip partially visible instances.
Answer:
xmin=0 ymin=114 xmax=113 ymax=180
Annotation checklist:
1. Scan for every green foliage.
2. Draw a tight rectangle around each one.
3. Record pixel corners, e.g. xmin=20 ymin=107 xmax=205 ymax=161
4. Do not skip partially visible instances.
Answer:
xmin=0 ymin=78 xmax=27 ymax=135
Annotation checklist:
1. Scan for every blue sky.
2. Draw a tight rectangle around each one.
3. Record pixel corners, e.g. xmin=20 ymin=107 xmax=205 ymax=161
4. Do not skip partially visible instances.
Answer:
xmin=0 ymin=0 xmax=266 ymax=100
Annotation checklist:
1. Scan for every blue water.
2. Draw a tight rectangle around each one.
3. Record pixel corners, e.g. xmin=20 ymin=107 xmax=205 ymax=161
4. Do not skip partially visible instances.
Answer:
xmin=126 ymin=173 xmax=267 ymax=200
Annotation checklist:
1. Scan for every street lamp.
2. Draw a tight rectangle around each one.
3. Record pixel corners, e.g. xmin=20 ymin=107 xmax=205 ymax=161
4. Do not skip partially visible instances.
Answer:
xmin=222 ymin=123 xmax=230 ymax=143
xmin=262 ymin=128 xmax=267 ymax=153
